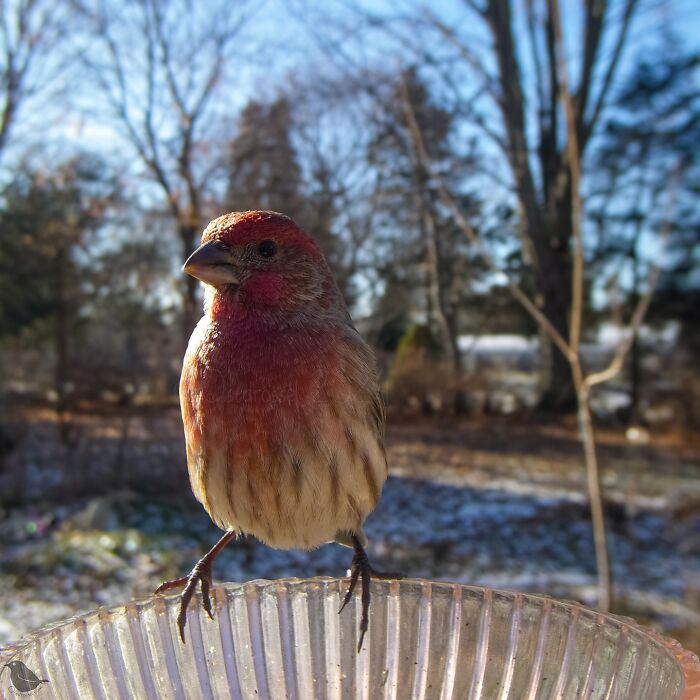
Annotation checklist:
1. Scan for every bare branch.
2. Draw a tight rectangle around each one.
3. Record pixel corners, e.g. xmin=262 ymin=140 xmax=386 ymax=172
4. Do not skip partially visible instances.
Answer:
xmin=524 ymin=0 xmax=547 ymax=118
xmin=576 ymin=0 xmax=606 ymax=139
xmin=484 ymin=0 xmax=543 ymax=243
xmin=0 ymin=0 xmax=63 ymax=160
xmin=581 ymin=0 xmax=637 ymax=146
xmin=585 ymin=175 xmax=678 ymax=389
xmin=570 ymin=358 xmax=611 ymax=613
xmin=462 ymin=0 xmax=487 ymax=16
xmin=422 ymin=10 xmax=499 ymax=100
xmin=550 ymin=0 xmax=611 ymax=613
xmin=544 ymin=0 xmax=560 ymax=155
xmin=400 ymin=74 xmax=573 ymax=362
xmin=73 ymin=0 xmax=256 ymax=335
xmin=548 ymin=0 xmax=584 ymax=356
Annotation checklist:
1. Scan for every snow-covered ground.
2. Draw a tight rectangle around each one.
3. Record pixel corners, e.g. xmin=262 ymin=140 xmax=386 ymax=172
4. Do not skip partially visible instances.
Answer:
xmin=1 ymin=473 xmax=698 ymax=650
xmin=1 ymin=410 xmax=698 ymax=655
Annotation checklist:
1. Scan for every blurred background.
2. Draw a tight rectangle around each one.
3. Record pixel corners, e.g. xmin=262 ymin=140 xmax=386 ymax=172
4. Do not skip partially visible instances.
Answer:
xmin=0 ymin=0 xmax=699 ymax=656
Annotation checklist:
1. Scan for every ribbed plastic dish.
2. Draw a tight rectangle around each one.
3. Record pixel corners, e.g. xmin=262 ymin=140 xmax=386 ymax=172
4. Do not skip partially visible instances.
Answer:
xmin=1 ymin=578 xmax=699 ymax=699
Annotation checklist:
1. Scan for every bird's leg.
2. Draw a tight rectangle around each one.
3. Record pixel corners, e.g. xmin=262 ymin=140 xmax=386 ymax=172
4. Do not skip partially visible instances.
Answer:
xmin=339 ymin=534 xmax=403 ymax=652
xmin=155 ymin=530 xmax=236 ymax=643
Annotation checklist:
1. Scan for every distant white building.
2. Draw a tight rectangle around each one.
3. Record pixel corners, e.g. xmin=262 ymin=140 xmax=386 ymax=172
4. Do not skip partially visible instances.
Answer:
xmin=457 ymin=322 xmax=680 ymax=372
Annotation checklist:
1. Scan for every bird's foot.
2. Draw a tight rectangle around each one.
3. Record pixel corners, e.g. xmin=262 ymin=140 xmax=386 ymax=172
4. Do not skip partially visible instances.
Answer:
xmin=154 ymin=530 xmax=236 ymax=643
xmin=339 ymin=535 xmax=404 ymax=652
xmin=155 ymin=557 xmax=214 ymax=643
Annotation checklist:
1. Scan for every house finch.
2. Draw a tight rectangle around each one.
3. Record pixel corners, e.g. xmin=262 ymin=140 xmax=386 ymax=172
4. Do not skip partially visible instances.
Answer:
xmin=156 ymin=211 xmax=397 ymax=651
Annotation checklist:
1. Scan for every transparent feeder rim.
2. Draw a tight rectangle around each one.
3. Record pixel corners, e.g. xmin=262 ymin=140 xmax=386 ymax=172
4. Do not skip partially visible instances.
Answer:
xmin=1 ymin=577 xmax=699 ymax=699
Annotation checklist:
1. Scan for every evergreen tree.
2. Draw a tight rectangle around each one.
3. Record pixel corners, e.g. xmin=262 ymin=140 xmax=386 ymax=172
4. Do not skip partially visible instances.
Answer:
xmin=590 ymin=41 xmax=700 ymax=415
xmin=0 ymin=156 xmax=117 ymax=435
xmin=226 ymin=96 xmax=349 ymax=298
xmin=369 ymin=67 xmax=488 ymax=402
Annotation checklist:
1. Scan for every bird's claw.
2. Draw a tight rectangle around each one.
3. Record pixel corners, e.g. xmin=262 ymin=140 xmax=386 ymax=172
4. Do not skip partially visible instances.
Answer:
xmin=338 ymin=536 xmax=403 ymax=653
xmin=155 ymin=559 xmax=214 ymax=643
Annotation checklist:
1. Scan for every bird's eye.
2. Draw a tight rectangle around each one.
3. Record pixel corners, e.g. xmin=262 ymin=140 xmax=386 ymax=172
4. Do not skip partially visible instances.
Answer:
xmin=257 ymin=240 xmax=277 ymax=258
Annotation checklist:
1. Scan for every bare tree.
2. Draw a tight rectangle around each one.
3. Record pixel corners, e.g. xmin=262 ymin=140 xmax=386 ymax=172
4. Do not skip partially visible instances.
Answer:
xmin=75 ymin=0 xmax=257 ymax=337
xmin=400 ymin=0 xmax=676 ymax=610
xmin=291 ymin=0 xmax=644 ymax=408
xmin=0 ymin=0 xmax=67 ymax=165
xmin=356 ymin=0 xmax=637 ymax=410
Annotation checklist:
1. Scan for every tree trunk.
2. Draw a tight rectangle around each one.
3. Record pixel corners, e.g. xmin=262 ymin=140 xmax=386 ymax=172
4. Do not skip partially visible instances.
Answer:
xmin=444 ymin=309 xmax=468 ymax=413
xmin=536 ymin=167 xmax=578 ymax=412
xmin=572 ymin=361 xmax=613 ymax=612
xmin=54 ymin=249 xmax=70 ymax=444
xmin=179 ymin=222 xmax=200 ymax=346
xmin=629 ymin=333 xmax=641 ymax=421
xmin=628 ymin=243 xmax=642 ymax=422
xmin=541 ymin=327 xmax=577 ymax=412
xmin=537 ymin=249 xmax=577 ymax=411
xmin=422 ymin=205 xmax=455 ymax=371
xmin=416 ymin=178 xmax=462 ymax=413
xmin=485 ymin=0 xmax=577 ymax=411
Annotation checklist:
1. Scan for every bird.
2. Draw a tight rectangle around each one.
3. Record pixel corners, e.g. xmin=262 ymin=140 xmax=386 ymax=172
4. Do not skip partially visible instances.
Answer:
xmin=155 ymin=210 xmax=398 ymax=651
xmin=3 ymin=660 xmax=49 ymax=693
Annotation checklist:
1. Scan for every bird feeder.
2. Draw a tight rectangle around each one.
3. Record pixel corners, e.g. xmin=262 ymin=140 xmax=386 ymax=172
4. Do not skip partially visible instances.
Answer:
xmin=1 ymin=578 xmax=698 ymax=699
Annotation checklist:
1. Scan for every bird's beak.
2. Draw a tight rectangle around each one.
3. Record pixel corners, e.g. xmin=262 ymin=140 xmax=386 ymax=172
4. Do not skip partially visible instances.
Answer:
xmin=183 ymin=240 xmax=240 ymax=287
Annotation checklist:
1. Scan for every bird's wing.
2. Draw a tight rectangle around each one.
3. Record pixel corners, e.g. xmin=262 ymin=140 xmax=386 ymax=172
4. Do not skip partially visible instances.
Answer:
xmin=180 ymin=343 xmax=210 ymax=510
xmin=331 ymin=323 xmax=387 ymax=550
xmin=15 ymin=664 xmax=42 ymax=683
xmin=338 ymin=322 xmax=386 ymax=444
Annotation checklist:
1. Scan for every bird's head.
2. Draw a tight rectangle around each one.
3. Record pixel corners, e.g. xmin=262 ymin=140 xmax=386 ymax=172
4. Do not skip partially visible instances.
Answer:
xmin=185 ymin=211 xmax=344 ymax=320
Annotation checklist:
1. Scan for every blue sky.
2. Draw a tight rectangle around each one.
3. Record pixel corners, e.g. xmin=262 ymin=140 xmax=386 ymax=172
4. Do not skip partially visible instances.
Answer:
xmin=23 ymin=0 xmax=699 ymax=180
xmin=3 ymin=0 xmax=696 ymax=314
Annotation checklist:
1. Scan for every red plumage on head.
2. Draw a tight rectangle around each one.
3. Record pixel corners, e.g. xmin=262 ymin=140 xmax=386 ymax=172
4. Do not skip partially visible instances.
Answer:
xmin=201 ymin=210 xmax=323 ymax=258
xmin=197 ymin=210 xmax=341 ymax=320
